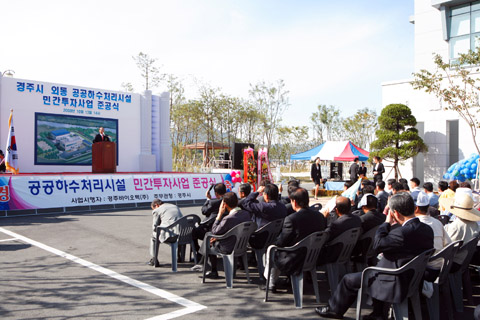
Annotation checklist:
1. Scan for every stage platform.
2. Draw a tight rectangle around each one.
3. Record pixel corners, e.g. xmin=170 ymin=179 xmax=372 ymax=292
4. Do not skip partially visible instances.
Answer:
xmin=0 ymin=171 xmax=224 ymax=218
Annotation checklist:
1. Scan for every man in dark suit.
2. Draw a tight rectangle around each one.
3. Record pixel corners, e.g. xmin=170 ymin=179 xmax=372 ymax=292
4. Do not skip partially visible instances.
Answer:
xmin=93 ymin=127 xmax=110 ymax=143
xmin=311 ymin=157 xmax=322 ymax=200
xmin=373 ymin=156 xmax=385 ymax=183
xmin=263 ymin=188 xmax=326 ymax=290
xmin=349 ymin=158 xmax=360 ymax=181
xmin=375 ymin=181 xmax=389 ymax=213
xmin=356 ymin=194 xmax=386 ymax=233
xmin=351 ymin=194 xmax=386 ymax=263
xmin=191 ymin=183 xmax=226 ymax=271
xmin=317 ymin=196 xmax=362 ymax=265
xmin=316 ymin=193 xmax=434 ymax=319
xmin=241 ymin=183 xmax=287 ymax=228
xmin=358 ymin=162 xmax=367 ymax=177
xmin=202 ymin=192 xmax=251 ymax=279
xmin=238 ymin=183 xmax=252 ymax=210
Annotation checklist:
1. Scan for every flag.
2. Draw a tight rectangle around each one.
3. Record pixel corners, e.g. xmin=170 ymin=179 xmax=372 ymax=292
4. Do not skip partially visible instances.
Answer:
xmin=5 ymin=110 xmax=19 ymax=174
xmin=341 ymin=178 xmax=362 ymax=201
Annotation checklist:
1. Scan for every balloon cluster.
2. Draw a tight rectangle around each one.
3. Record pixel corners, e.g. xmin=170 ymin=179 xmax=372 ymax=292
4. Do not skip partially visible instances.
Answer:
xmin=443 ymin=153 xmax=480 ymax=182
xmin=223 ymin=170 xmax=243 ymax=192
xmin=230 ymin=170 xmax=242 ymax=183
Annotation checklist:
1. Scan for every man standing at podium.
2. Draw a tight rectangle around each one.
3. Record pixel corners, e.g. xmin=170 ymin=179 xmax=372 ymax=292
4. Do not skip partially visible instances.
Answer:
xmin=93 ymin=127 xmax=110 ymax=143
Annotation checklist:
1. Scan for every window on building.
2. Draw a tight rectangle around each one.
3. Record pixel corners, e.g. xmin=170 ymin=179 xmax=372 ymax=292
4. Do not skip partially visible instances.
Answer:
xmin=449 ymin=1 xmax=480 ymax=61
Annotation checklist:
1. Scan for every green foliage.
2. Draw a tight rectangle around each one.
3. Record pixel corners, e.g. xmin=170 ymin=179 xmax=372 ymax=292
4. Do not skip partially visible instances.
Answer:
xmin=310 ymin=105 xmax=341 ymax=143
xmin=249 ymin=80 xmax=289 ymax=150
xmin=133 ymin=52 xmax=162 ymax=91
xmin=412 ymin=49 xmax=480 ymax=155
xmin=309 ymin=105 xmax=377 ymax=150
xmin=370 ymin=104 xmax=427 ymax=179
xmin=341 ymin=108 xmax=378 ymax=149
xmin=270 ymin=125 xmax=309 ymax=164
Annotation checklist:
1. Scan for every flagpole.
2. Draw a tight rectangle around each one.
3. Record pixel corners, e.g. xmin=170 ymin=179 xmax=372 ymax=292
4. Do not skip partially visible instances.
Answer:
xmin=5 ymin=109 xmax=19 ymax=174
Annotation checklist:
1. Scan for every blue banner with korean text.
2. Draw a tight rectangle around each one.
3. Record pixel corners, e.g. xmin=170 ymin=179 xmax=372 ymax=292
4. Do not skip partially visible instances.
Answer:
xmin=0 ymin=173 xmax=225 ymax=210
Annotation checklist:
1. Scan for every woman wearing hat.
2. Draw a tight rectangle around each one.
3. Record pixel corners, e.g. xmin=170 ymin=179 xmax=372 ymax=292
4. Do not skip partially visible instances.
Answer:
xmin=440 ymin=192 xmax=480 ymax=264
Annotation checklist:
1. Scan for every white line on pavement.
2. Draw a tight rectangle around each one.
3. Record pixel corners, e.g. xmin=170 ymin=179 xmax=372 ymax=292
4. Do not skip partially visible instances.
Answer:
xmin=0 ymin=227 xmax=207 ymax=320
xmin=0 ymin=237 xmax=19 ymax=242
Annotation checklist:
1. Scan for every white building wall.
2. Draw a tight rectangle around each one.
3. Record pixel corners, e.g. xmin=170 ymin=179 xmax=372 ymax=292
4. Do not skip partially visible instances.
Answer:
xmin=381 ymin=0 xmax=480 ymax=184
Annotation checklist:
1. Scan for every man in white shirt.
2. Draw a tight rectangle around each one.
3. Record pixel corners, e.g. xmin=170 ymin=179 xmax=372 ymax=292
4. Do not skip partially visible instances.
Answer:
xmin=415 ymin=192 xmax=451 ymax=280
xmin=409 ymin=177 xmax=422 ymax=203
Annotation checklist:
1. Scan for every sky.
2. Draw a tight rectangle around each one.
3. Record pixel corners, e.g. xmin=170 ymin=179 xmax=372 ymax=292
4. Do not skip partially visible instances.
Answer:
xmin=0 ymin=0 xmax=415 ymax=128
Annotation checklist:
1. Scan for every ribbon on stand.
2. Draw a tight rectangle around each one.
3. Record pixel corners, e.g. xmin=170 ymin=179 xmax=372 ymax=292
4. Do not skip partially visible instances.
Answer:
xmin=257 ymin=148 xmax=273 ymax=186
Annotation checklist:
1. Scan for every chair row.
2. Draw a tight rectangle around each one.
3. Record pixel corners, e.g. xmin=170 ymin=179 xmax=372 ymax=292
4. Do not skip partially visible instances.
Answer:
xmin=153 ymin=214 xmax=480 ymax=317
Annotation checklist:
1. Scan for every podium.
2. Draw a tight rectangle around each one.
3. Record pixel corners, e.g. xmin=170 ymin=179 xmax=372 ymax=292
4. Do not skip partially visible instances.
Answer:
xmin=92 ymin=141 xmax=117 ymax=173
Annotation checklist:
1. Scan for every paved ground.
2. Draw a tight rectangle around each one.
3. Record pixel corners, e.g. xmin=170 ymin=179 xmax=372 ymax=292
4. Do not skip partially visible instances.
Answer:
xmin=1 ymin=188 xmax=478 ymax=319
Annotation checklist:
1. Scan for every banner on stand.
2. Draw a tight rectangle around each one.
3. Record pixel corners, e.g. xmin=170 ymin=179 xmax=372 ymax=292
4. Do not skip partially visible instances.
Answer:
xmin=0 ymin=173 xmax=224 ymax=210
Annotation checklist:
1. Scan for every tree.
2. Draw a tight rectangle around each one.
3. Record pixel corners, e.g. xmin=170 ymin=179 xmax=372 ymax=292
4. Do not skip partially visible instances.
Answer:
xmin=249 ymin=79 xmax=289 ymax=150
xmin=341 ymin=108 xmax=378 ymax=149
xmin=412 ymin=50 xmax=480 ymax=156
xmin=133 ymin=52 xmax=162 ymax=91
xmin=310 ymin=105 xmax=341 ymax=143
xmin=120 ymin=82 xmax=134 ymax=93
xmin=271 ymin=125 xmax=309 ymax=163
xmin=369 ymin=104 xmax=428 ymax=179
xmin=163 ymin=74 xmax=185 ymax=119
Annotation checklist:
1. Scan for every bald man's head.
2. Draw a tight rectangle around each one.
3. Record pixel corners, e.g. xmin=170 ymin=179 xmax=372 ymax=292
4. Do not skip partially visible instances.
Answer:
xmin=335 ymin=196 xmax=351 ymax=216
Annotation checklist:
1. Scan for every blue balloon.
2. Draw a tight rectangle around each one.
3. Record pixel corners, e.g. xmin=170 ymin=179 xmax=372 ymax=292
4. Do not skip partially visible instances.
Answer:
xmin=224 ymin=173 xmax=232 ymax=181
xmin=458 ymin=175 xmax=466 ymax=182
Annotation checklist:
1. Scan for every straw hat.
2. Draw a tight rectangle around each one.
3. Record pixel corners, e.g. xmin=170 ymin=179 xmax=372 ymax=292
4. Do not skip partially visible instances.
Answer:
xmin=439 ymin=192 xmax=480 ymax=221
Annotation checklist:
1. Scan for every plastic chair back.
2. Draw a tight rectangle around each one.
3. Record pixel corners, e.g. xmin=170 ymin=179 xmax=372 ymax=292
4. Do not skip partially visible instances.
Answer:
xmin=172 ymin=214 xmax=201 ymax=246
xmin=455 ymin=234 xmax=479 ymax=274
xmin=430 ymin=240 xmax=463 ymax=285
xmin=356 ymin=248 xmax=435 ymax=320
xmin=251 ymin=219 xmax=283 ymax=249
xmin=227 ymin=221 xmax=258 ymax=257
xmin=353 ymin=225 xmax=380 ymax=263
xmin=325 ymin=227 xmax=361 ymax=265
xmin=298 ymin=231 xmax=330 ymax=272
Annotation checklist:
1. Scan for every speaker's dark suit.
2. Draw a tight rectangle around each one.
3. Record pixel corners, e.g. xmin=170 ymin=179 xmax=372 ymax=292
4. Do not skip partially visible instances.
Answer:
xmin=93 ymin=133 xmax=110 ymax=143
xmin=317 ymin=213 xmax=362 ymax=265
xmin=328 ymin=217 xmax=434 ymax=316
xmin=373 ymin=162 xmax=385 ymax=182
xmin=273 ymin=208 xmax=326 ymax=275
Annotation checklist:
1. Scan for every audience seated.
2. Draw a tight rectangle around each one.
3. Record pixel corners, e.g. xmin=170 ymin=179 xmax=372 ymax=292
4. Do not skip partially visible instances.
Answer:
xmin=385 ymin=178 xmax=396 ymax=195
xmin=315 ymin=192 xmax=434 ymax=319
xmin=262 ymin=187 xmax=326 ymax=291
xmin=356 ymin=194 xmax=386 ymax=233
xmin=409 ymin=177 xmax=422 ymax=202
xmin=423 ymin=182 xmax=439 ymax=208
xmin=375 ymin=181 xmax=389 ymax=213
xmin=317 ymin=196 xmax=362 ymax=265
xmin=201 ymin=192 xmax=251 ymax=279
xmin=147 ymin=198 xmax=183 ymax=266
xmin=285 ymin=185 xmax=299 ymax=216
xmin=241 ymin=183 xmax=287 ymax=228
xmin=415 ymin=192 xmax=451 ymax=280
xmin=238 ymin=183 xmax=252 ymax=210
xmin=191 ymin=183 xmax=226 ymax=271
xmin=440 ymin=191 xmax=480 ymax=265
